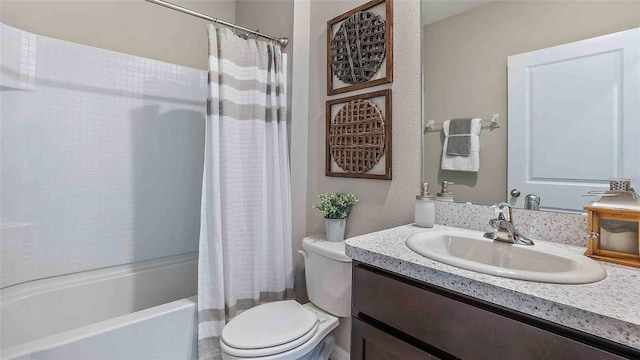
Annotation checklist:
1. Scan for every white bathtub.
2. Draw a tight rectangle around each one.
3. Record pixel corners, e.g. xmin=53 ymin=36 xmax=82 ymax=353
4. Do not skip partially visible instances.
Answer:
xmin=1 ymin=253 xmax=198 ymax=360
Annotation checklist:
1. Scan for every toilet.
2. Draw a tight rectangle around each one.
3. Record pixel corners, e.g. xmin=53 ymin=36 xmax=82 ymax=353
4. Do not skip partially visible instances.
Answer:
xmin=220 ymin=237 xmax=352 ymax=360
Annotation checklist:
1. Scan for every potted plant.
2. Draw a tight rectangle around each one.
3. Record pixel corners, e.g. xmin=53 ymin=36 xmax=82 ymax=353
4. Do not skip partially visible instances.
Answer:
xmin=313 ymin=192 xmax=359 ymax=242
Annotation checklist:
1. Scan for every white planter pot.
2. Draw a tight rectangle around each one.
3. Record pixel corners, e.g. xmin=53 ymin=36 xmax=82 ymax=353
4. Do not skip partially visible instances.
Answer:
xmin=324 ymin=218 xmax=346 ymax=242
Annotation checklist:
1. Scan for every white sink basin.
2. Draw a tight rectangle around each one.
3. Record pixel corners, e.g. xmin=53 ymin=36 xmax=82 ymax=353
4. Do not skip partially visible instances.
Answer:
xmin=405 ymin=231 xmax=607 ymax=284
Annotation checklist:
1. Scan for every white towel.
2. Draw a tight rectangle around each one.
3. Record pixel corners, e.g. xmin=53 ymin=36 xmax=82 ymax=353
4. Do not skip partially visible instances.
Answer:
xmin=441 ymin=118 xmax=481 ymax=172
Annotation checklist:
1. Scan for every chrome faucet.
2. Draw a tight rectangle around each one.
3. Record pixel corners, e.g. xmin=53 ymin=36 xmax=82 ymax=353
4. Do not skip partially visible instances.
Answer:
xmin=483 ymin=203 xmax=535 ymax=246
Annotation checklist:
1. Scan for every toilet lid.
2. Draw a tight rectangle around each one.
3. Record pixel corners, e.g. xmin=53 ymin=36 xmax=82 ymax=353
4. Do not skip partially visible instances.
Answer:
xmin=221 ymin=301 xmax=319 ymax=351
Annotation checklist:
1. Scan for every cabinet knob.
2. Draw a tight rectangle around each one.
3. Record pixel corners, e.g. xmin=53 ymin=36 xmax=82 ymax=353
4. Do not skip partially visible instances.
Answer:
xmin=510 ymin=189 xmax=521 ymax=197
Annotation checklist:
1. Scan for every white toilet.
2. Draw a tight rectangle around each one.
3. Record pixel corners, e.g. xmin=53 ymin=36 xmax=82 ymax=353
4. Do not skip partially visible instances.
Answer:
xmin=220 ymin=236 xmax=352 ymax=360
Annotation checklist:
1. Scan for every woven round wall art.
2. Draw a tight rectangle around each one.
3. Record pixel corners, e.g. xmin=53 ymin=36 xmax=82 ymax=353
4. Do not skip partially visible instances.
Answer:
xmin=329 ymin=99 xmax=385 ymax=173
xmin=330 ymin=11 xmax=386 ymax=84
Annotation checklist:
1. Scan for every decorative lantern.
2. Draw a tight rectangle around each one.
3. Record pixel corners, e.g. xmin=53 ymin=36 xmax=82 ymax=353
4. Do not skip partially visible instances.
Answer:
xmin=584 ymin=191 xmax=640 ymax=268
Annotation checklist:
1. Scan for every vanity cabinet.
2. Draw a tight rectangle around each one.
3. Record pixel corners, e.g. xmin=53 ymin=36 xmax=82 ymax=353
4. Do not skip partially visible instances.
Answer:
xmin=351 ymin=262 xmax=637 ymax=360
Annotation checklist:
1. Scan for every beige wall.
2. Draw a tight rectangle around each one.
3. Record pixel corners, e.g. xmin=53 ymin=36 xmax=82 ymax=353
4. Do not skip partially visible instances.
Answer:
xmin=0 ymin=0 xmax=236 ymax=70
xmin=304 ymin=0 xmax=422 ymax=349
xmin=423 ymin=0 xmax=640 ymax=205
xmin=236 ymin=0 xmax=294 ymax=59
xmin=307 ymin=0 xmax=421 ymax=239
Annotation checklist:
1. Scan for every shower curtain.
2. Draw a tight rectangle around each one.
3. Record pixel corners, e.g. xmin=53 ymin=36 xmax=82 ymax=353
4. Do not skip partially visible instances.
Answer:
xmin=198 ymin=25 xmax=294 ymax=359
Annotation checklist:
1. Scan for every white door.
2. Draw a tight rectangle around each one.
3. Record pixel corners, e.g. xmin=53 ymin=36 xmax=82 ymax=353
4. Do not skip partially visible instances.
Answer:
xmin=508 ymin=28 xmax=640 ymax=212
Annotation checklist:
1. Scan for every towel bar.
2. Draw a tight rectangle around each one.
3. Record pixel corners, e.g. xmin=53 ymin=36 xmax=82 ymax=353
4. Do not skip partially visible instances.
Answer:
xmin=425 ymin=114 xmax=500 ymax=132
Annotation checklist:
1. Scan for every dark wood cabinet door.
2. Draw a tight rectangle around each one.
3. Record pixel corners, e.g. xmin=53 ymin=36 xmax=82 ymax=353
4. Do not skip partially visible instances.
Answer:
xmin=351 ymin=317 xmax=439 ymax=360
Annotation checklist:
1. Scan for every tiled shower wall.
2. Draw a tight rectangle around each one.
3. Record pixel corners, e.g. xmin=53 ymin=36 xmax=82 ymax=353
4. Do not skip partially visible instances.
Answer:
xmin=0 ymin=24 xmax=207 ymax=288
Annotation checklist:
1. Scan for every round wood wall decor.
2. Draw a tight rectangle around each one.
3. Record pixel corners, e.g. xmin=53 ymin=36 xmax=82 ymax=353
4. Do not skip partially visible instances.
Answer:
xmin=330 ymin=11 xmax=386 ymax=85
xmin=329 ymin=99 xmax=386 ymax=173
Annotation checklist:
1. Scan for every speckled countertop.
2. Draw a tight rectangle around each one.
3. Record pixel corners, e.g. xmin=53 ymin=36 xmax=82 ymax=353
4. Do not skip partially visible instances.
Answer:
xmin=345 ymin=224 xmax=640 ymax=350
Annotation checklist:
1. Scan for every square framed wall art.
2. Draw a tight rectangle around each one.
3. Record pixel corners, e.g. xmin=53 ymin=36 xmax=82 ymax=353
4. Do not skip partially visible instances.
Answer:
xmin=326 ymin=0 xmax=393 ymax=96
xmin=325 ymin=89 xmax=392 ymax=180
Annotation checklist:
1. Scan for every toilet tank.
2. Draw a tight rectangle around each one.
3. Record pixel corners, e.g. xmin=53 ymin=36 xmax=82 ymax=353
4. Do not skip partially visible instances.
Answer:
xmin=301 ymin=236 xmax=352 ymax=317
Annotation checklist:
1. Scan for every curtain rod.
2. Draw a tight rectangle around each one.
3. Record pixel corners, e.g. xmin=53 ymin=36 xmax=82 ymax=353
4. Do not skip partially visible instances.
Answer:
xmin=144 ymin=0 xmax=289 ymax=48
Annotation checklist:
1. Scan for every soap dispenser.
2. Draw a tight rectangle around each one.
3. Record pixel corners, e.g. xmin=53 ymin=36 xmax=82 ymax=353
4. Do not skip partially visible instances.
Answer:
xmin=436 ymin=181 xmax=455 ymax=202
xmin=415 ymin=183 xmax=435 ymax=228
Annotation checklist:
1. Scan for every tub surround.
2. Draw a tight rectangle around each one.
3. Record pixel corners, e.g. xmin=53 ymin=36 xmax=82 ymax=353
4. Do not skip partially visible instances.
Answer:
xmin=0 ymin=24 xmax=206 ymax=289
xmin=345 ymin=224 xmax=640 ymax=350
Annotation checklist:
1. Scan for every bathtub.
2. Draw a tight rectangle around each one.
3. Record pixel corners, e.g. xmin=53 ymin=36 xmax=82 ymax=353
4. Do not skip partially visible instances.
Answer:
xmin=1 ymin=253 xmax=198 ymax=360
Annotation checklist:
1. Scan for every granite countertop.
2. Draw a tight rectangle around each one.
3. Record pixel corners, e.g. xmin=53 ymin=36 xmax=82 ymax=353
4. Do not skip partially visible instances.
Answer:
xmin=345 ymin=224 xmax=640 ymax=350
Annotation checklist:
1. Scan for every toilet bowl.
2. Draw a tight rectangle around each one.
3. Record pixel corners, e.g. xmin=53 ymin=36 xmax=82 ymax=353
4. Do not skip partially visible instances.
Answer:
xmin=220 ymin=302 xmax=337 ymax=360
xmin=220 ymin=236 xmax=352 ymax=360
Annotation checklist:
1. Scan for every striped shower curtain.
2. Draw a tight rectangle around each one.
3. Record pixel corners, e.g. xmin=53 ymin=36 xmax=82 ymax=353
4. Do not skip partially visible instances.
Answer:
xmin=197 ymin=25 xmax=294 ymax=359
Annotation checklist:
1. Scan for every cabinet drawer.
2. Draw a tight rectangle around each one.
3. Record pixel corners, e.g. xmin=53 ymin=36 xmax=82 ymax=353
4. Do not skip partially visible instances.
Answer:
xmin=353 ymin=264 xmax=625 ymax=360
xmin=352 ymin=317 xmax=438 ymax=360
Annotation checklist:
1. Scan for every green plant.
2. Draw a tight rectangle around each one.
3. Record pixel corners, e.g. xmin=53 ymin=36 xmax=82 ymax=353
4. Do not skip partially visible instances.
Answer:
xmin=313 ymin=192 xmax=359 ymax=219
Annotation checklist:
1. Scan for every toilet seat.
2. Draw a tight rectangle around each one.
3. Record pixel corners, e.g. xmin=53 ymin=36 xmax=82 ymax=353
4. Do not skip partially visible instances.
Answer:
xmin=221 ymin=301 xmax=320 ymax=357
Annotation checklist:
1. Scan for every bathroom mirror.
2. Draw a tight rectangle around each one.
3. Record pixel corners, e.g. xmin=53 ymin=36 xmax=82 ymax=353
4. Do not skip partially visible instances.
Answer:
xmin=421 ymin=0 xmax=640 ymax=213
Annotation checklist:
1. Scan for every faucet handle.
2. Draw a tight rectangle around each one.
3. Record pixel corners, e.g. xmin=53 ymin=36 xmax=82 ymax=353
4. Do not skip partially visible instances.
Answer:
xmin=491 ymin=202 xmax=512 ymax=222
xmin=493 ymin=202 xmax=512 ymax=209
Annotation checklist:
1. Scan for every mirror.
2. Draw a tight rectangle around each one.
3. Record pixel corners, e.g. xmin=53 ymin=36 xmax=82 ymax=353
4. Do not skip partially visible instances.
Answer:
xmin=421 ymin=0 xmax=640 ymax=213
